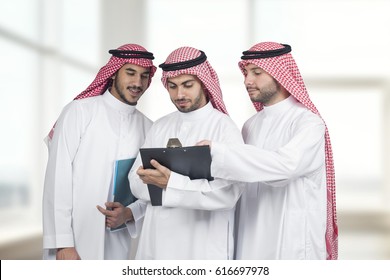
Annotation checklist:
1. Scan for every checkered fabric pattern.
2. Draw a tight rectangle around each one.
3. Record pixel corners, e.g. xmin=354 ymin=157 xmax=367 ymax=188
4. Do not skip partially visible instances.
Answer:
xmin=48 ymin=44 xmax=156 ymax=140
xmin=239 ymin=42 xmax=338 ymax=260
xmin=161 ymin=46 xmax=228 ymax=114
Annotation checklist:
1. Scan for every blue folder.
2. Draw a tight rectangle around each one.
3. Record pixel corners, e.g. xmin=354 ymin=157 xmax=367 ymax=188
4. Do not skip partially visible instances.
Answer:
xmin=111 ymin=158 xmax=137 ymax=231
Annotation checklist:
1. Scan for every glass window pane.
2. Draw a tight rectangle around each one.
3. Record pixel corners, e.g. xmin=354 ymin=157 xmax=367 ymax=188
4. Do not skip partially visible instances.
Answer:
xmin=146 ymin=0 xmax=249 ymax=77
xmin=0 ymin=0 xmax=40 ymax=43
xmin=0 ymin=38 xmax=39 ymax=213
xmin=61 ymin=0 xmax=101 ymax=65
xmin=253 ymin=0 xmax=390 ymax=77
xmin=310 ymin=87 xmax=384 ymax=211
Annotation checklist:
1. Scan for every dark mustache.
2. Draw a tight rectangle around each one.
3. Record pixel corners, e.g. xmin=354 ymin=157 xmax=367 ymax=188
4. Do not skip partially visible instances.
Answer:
xmin=127 ymin=86 xmax=143 ymax=92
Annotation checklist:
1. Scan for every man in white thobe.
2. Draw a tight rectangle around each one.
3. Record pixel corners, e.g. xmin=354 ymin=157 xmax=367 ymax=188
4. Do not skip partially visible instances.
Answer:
xmin=42 ymin=44 xmax=156 ymax=260
xmin=199 ymin=42 xmax=338 ymax=260
xmin=129 ymin=47 xmax=244 ymax=259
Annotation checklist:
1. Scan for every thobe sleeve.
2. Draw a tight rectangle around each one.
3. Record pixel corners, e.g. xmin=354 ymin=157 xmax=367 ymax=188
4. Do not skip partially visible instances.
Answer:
xmin=162 ymin=117 xmax=245 ymax=211
xmin=42 ymin=101 xmax=84 ymax=249
xmin=126 ymin=199 xmax=147 ymax=238
xmin=210 ymin=117 xmax=326 ymax=185
xmin=163 ymin=172 xmax=244 ymax=210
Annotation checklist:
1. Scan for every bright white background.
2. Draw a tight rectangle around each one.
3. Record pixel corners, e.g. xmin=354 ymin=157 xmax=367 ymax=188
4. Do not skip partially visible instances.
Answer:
xmin=1 ymin=0 xmax=390 ymax=260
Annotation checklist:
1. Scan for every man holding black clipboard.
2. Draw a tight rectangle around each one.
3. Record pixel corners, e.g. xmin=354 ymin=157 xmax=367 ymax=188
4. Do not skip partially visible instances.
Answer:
xmin=129 ymin=46 xmax=244 ymax=260
xmin=139 ymin=142 xmax=213 ymax=206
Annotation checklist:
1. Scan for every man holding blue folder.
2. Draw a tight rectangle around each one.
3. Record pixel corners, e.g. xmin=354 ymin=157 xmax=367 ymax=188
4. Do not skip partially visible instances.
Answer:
xmin=42 ymin=44 xmax=156 ymax=260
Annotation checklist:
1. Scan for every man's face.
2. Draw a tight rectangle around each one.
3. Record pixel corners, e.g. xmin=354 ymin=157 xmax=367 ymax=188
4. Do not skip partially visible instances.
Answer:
xmin=110 ymin=63 xmax=150 ymax=105
xmin=167 ymin=74 xmax=207 ymax=113
xmin=243 ymin=63 xmax=281 ymax=106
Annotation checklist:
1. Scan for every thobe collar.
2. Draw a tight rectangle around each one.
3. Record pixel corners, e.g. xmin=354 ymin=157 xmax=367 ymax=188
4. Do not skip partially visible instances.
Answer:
xmin=102 ymin=90 xmax=136 ymax=114
xmin=178 ymin=102 xmax=214 ymax=121
xmin=262 ymin=95 xmax=298 ymax=116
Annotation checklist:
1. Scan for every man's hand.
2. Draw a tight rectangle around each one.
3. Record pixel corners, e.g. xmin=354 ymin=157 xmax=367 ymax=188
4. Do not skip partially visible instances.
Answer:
xmin=196 ymin=140 xmax=212 ymax=147
xmin=96 ymin=202 xmax=133 ymax=229
xmin=136 ymin=159 xmax=171 ymax=189
xmin=56 ymin=247 xmax=81 ymax=260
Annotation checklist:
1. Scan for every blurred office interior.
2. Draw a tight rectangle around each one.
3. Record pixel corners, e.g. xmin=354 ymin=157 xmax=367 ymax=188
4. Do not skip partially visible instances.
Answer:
xmin=1 ymin=0 xmax=390 ymax=259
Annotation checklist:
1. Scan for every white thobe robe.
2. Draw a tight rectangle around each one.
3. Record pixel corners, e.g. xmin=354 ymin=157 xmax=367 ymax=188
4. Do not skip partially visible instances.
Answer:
xmin=211 ymin=96 xmax=327 ymax=259
xmin=42 ymin=91 xmax=152 ymax=259
xmin=129 ymin=102 xmax=244 ymax=259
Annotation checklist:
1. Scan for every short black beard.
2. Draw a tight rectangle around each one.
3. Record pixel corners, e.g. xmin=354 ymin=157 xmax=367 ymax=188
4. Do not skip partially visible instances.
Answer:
xmin=251 ymin=80 xmax=281 ymax=105
xmin=114 ymin=79 xmax=141 ymax=106
xmin=251 ymin=89 xmax=276 ymax=104
xmin=174 ymin=92 xmax=204 ymax=113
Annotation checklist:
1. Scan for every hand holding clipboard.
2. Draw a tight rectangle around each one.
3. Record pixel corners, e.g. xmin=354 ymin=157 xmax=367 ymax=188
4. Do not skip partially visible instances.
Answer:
xmin=139 ymin=138 xmax=213 ymax=206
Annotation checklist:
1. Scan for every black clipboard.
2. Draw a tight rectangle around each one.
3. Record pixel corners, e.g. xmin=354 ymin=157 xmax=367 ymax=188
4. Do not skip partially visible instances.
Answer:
xmin=139 ymin=145 xmax=214 ymax=206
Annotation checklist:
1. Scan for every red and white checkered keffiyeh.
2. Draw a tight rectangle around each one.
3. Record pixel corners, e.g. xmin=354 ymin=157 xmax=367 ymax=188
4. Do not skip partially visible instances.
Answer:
xmin=239 ymin=42 xmax=338 ymax=260
xmin=160 ymin=46 xmax=228 ymax=114
xmin=47 ymin=44 xmax=157 ymax=140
